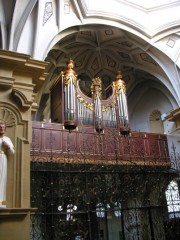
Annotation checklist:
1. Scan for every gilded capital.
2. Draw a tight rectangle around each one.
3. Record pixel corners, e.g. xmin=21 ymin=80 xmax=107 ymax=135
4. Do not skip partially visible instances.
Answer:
xmin=114 ymin=71 xmax=126 ymax=95
xmin=63 ymin=59 xmax=77 ymax=86
xmin=91 ymin=77 xmax=102 ymax=99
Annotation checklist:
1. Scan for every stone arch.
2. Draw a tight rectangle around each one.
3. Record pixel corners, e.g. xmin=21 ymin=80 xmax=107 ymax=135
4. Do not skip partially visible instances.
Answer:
xmin=0 ymin=102 xmax=25 ymax=126
xmin=0 ymin=107 xmax=16 ymax=127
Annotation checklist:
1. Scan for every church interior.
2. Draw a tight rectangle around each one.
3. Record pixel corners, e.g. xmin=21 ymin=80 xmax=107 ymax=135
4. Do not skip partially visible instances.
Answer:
xmin=0 ymin=0 xmax=180 ymax=239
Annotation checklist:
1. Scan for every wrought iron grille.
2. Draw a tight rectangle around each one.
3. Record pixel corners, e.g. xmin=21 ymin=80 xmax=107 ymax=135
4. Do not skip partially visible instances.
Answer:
xmin=30 ymin=122 xmax=180 ymax=240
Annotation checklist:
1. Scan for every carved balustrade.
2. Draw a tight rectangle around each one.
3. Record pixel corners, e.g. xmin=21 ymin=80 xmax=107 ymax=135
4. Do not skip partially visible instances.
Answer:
xmin=31 ymin=121 xmax=170 ymax=168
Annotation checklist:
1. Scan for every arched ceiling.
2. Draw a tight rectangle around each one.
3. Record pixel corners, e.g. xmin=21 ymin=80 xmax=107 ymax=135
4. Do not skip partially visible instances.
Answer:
xmin=45 ymin=25 xmax=167 ymax=99
xmin=1 ymin=0 xmax=179 ymax=122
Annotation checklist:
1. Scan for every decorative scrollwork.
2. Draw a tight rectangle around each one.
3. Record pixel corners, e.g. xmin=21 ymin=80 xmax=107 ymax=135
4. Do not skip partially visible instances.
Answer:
xmin=30 ymin=123 xmax=180 ymax=240
xmin=0 ymin=107 xmax=16 ymax=126
xmin=77 ymin=95 xmax=93 ymax=111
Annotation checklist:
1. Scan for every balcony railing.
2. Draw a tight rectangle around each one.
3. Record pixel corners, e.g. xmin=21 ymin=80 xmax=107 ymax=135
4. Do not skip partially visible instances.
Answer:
xmin=31 ymin=121 xmax=170 ymax=168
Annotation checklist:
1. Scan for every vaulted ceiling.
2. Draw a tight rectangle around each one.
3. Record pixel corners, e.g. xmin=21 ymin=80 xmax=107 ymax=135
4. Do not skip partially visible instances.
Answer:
xmin=1 ymin=0 xmax=179 ymax=106
xmin=45 ymin=25 xmax=164 ymax=99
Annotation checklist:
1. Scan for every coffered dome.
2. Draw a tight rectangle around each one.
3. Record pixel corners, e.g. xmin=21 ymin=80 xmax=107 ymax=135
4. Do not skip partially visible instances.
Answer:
xmin=45 ymin=25 xmax=164 ymax=99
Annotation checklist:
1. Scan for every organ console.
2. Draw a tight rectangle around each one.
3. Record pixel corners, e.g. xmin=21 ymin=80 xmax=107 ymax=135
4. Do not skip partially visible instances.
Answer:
xmin=50 ymin=59 xmax=130 ymax=135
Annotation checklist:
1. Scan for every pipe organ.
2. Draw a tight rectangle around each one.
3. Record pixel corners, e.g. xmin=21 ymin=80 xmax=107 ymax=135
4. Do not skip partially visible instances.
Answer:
xmin=50 ymin=59 xmax=130 ymax=135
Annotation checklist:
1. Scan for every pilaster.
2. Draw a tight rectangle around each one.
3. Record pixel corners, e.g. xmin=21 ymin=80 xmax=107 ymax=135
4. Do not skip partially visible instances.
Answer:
xmin=0 ymin=50 xmax=48 ymax=240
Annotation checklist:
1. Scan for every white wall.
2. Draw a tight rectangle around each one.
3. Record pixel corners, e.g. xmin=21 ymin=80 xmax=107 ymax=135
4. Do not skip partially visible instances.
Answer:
xmin=129 ymin=88 xmax=173 ymax=132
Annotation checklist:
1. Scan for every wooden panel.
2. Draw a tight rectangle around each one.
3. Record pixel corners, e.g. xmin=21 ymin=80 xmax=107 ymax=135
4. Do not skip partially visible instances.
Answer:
xmin=31 ymin=122 xmax=170 ymax=166
xmin=51 ymin=80 xmax=63 ymax=123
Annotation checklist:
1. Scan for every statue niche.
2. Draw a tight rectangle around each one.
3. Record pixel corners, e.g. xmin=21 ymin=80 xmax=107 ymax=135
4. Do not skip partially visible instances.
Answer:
xmin=0 ymin=107 xmax=16 ymax=208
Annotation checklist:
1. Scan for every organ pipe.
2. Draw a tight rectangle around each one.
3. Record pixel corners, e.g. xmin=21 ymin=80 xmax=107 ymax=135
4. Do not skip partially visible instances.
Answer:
xmin=102 ymin=104 xmax=117 ymax=128
xmin=114 ymin=71 xmax=130 ymax=135
xmin=77 ymin=94 xmax=93 ymax=125
xmin=63 ymin=59 xmax=77 ymax=130
xmin=91 ymin=77 xmax=103 ymax=132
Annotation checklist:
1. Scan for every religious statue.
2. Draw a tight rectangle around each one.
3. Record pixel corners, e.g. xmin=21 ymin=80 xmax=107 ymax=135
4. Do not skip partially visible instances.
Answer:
xmin=0 ymin=121 xmax=15 ymax=208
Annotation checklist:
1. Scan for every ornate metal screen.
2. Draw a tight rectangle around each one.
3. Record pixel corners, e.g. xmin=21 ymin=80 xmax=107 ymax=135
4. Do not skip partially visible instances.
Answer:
xmin=30 ymin=122 xmax=180 ymax=240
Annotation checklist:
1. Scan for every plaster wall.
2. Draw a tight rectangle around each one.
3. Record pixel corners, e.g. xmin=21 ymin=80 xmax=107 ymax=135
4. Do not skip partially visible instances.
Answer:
xmin=130 ymin=88 xmax=173 ymax=132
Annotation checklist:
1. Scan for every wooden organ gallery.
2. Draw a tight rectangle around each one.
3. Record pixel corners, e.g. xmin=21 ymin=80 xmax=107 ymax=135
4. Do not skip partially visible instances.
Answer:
xmin=30 ymin=59 xmax=176 ymax=240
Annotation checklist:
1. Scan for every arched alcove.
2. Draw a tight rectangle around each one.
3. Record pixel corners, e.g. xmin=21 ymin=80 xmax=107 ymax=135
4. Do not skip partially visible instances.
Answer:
xmin=149 ymin=110 xmax=164 ymax=134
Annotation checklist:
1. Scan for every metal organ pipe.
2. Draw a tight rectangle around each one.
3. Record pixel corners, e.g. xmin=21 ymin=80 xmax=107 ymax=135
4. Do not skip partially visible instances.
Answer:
xmin=114 ymin=71 xmax=130 ymax=135
xmin=102 ymin=104 xmax=117 ymax=128
xmin=95 ymin=96 xmax=102 ymax=123
xmin=91 ymin=77 xmax=103 ymax=132
xmin=63 ymin=59 xmax=77 ymax=131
